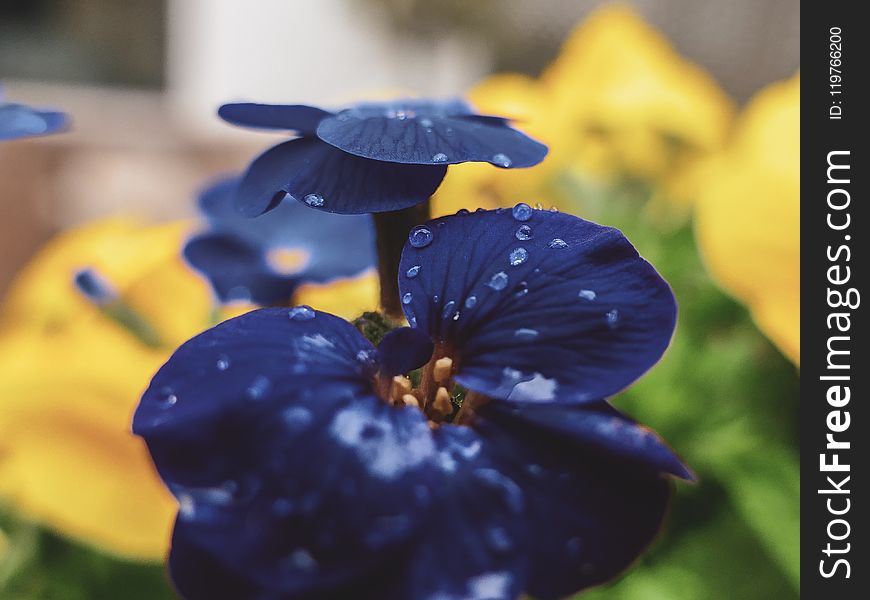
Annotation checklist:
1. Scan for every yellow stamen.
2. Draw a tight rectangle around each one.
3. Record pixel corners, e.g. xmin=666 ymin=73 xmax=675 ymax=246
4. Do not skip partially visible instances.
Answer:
xmin=433 ymin=357 xmax=453 ymax=384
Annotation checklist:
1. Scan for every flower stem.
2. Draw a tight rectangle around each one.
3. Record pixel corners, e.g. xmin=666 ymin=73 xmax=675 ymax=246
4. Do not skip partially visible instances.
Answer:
xmin=373 ymin=200 xmax=431 ymax=319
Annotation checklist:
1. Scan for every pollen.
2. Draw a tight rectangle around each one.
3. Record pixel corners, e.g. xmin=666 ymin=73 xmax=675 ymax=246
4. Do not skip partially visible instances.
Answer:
xmin=433 ymin=357 xmax=453 ymax=384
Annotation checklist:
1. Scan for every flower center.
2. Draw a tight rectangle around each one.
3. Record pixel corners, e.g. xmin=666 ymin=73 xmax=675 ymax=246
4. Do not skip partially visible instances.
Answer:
xmin=379 ymin=349 xmax=487 ymax=428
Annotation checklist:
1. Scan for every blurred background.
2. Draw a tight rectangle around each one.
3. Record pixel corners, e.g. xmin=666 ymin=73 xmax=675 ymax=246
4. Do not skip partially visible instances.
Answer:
xmin=2 ymin=1 xmax=799 ymax=599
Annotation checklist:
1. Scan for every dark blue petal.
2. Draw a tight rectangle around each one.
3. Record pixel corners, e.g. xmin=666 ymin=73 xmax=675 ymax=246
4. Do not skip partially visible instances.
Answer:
xmin=384 ymin=426 xmax=528 ymax=600
xmin=0 ymin=102 xmax=69 ymax=141
xmin=399 ymin=208 xmax=677 ymax=404
xmin=236 ymin=138 xmax=447 ymax=216
xmin=134 ymin=309 xmax=442 ymax=597
xmin=481 ymin=401 xmax=694 ymax=480
xmin=317 ymin=105 xmax=547 ymax=167
xmin=218 ymin=103 xmax=333 ymax=135
xmin=472 ymin=414 xmax=672 ymax=599
xmin=377 ymin=327 xmax=433 ymax=377
xmin=187 ymin=177 xmax=375 ymax=303
xmin=183 ymin=233 xmax=299 ymax=304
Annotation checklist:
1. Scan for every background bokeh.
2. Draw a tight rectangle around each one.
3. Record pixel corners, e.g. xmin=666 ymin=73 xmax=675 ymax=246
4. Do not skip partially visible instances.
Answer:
xmin=1 ymin=1 xmax=799 ymax=599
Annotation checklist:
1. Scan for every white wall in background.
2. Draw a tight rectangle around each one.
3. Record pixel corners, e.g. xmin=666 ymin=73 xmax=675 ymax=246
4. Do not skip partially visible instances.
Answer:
xmin=166 ymin=0 xmax=492 ymax=134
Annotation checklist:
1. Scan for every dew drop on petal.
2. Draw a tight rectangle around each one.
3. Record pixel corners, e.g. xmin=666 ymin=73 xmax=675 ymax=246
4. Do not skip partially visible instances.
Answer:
xmin=303 ymin=194 xmax=324 ymax=207
xmin=441 ymin=300 xmax=456 ymax=320
xmin=509 ymin=247 xmax=528 ymax=266
xmin=408 ymin=226 xmax=433 ymax=248
xmin=216 ymin=354 xmax=230 ymax=371
xmin=402 ymin=292 xmax=413 ymax=305
xmin=534 ymin=202 xmax=543 ymax=210
xmin=511 ymin=202 xmax=532 ymax=222
xmin=514 ymin=328 xmax=539 ymax=340
xmin=456 ymin=208 xmax=470 ymax=215
xmin=406 ymin=265 xmax=421 ymax=278
xmin=549 ymin=206 xmax=560 ymax=212
xmin=288 ymin=305 xmax=316 ymax=321
xmin=157 ymin=386 xmax=177 ymax=408
xmin=492 ymin=153 xmax=512 ymax=167
xmin=432 ymin=152 xmax=448 ymax=162
xmin=464 ymin=295 xmax=478 ymax=309
xmin=548 ymin=238 xmax=569 ymax=249
xmin=514 ymin=281 xmax=529 ymax=298
xmin=515 ymin=225 xmax=532 ymax=240
xmin=487 ymin=271 xmax=509 ymax=291
xmin=606 ymin=309 xmax=619 ymax=328
xmin=578 ymin=289 xmax=597 ymax=301
xmin=246 ymin=375 xmax=272 ymax=400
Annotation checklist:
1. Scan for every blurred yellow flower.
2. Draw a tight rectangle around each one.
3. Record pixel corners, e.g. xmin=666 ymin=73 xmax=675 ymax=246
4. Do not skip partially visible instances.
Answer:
xmin=695 ymin=73 xmax=800 ymax=365
xmin=435 ymin=5 xmax=735 ymax=217
xmin=0 ymin=217 xmax=378 ymax=561
xmin=542 ymin=5 xmax=735 ymax=201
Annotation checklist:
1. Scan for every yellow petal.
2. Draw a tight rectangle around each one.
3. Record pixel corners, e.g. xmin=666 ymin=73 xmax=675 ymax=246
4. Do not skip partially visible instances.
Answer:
xmin=695 ymin=74 xmax=800 ymax=365
xmin=294 ymin=270 xmax=379 ymax=320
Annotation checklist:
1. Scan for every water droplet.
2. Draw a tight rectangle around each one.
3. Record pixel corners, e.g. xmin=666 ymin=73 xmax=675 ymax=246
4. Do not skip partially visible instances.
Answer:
xmin=534 ymin=202 xmax=543 ymax=210
xmin=406 ymin=265 xmax=421 ymax=278
xmin=286 ymin=549 xmax=317 ymax=571
xmin=402 ymin=292 xmax=413 ymax=305
xmin=456 ymin=208 xmax=470 ymax=215
xmin=578 ymin=289 xmax=597 ymax=301
xmin=511 ymin=202 xmax=532 ymax=222
xmin=432 ymin=152 xmax=448 ymax=162
xmin=157 ymin=386 xmax=177 ymax=408
xmin=441 ymin=300 xmax=456 ymax=320
xmin=288 ymin=305 xmax=315 ymax=321
xmin=303 ymin=194 xmax=324 ymax=207
xmin=492 ymin=153 xmax=512 ymax=167
xmin=513 ymin=281 xmax=529 ymax=297
xmin=216 ymin=354 xmax=230 ymax=371
xmin=548 ymin=238 xmax=569 ymax=249
xmin=246 ymin=376 xmax=271 ymax=400
xmin=549 ymin=206 xmax=559 ymax=212
xmin=487 ymin=271 xmax=509 ymax=291
xmin=509 ymin=247 xmax=528 ymax=266
xmin=419 ymin=117 xmax=434 ymax=128
xmin=432 ymin=294 xmax=440 ymax=304
xmin=514 ymin=328 xmax=539 ymax=340
xmin=515 ymin=225 xmax=532 ymax=240
xmin=408 ymin=226 xmax=433 ymax=248
xmin=452 ymin=311 xmax=461 ymax=321
xmin=486 ymin=526 xmax=514 ymax=553
xmin=606 ymin=309 xmax=619 ymax=328
xmin=464 ymin=295 xmax=478 ymax=309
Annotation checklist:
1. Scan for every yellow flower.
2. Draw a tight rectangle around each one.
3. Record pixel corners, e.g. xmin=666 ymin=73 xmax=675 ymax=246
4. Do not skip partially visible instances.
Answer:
xmin=542 ymin=5 xmax=734 ymax=190
xmin=434 ymin=5 xmax=735 ymax=217
xmin=0 ymin=217 xmax=379 ymax=560
xmin=694 ymin=73 xmax=800 ymax=365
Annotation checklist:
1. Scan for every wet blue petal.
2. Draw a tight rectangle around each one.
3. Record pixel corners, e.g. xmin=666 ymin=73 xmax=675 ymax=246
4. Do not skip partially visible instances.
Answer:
xmin=472 ymin=414 xmax=672 ymax=599
xmin=134 ymin=309 xmax=442 ymax=597
xmin=377 ymin=327 xmax=434 ymax=377
xmin=0 ymin=101 xmax=69 ymax=141
xmin=236 ymin=138 xmax=447 ymax=216
xmin=398 ymin=208 xmax=677 ymax=404
xmin=481 ymin=401 xmax=694 ymax=480
xmin=317 ymin=100 xmax=547 ymax=167
xmin=187 ymin=177 xmax=375 ymax=304
xmin=218 ymin=103 xmax=333 ymax=135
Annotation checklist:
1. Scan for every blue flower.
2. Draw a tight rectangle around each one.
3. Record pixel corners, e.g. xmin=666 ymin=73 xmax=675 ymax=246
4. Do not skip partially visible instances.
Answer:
xmin=218 ymin=99 xmax=548 ymax=216
xmin=0 ymin=86 xmax=69 ymax=141
xmin=134 ymin=207 xmax=689 ymax=600
xmin=184 ymin=177 xmax=376 ymax=304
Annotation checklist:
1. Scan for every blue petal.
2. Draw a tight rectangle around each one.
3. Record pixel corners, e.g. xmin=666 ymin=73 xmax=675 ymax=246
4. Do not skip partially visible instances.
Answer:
xmin=183 ymin=233 xmax=299 ymax=304
xmin=472 ymin=415 xmax=673 ymax=599
xmin=317 ymin=102 xmax=547 ymax=167
xmin=0 ymin=102 xmax=69 ymax=141
xmin=398 ymin=208 xmax=677 ymax=404
xmin=134 ymin=309 xmax=442 ymax=597
xmin=377 ymin=327 xmax=434 ymax=377
xmin=236 ymin=138 xmax=447 ymax=216
xmin=384 ymin=426 xmax=528 ymax=600
xmin=187 ymin=177 xmax=375 ymax=303
xmin=481 ymin=401 xmax=694 ymax=480
xmin=218 ymin=103 xmax=333 ymax=135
